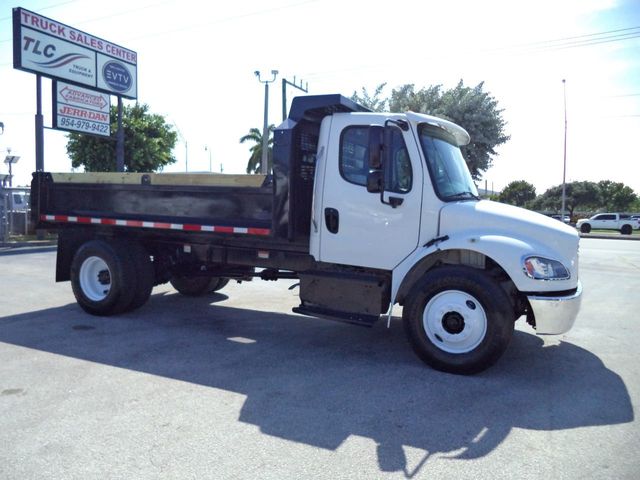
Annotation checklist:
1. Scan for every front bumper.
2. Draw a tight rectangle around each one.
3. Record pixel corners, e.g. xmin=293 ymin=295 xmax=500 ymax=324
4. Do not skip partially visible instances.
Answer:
xmin=527 ymin=281 xmax=582 ymax=335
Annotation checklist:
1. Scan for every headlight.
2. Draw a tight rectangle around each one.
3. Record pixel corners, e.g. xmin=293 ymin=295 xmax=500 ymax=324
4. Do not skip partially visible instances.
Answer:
xmin=523 ymin=256 xmax=570 ymax=280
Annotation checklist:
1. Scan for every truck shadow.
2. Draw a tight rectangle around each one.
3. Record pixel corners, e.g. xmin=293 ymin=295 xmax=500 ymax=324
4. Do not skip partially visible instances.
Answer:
xmin=0 ymin=291 xmax=633 ymax=477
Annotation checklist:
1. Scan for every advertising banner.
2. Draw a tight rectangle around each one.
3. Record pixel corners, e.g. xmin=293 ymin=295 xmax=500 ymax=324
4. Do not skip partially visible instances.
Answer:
xmin=53 ymin=81 xmax=111 ymax=137
xmin=13 ymin=8 xmax=138 ymax=99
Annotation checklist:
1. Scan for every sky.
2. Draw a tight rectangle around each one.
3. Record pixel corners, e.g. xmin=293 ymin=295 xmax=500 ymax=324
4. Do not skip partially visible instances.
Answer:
xmin=1 ymin=0 xmax=639 ymax=196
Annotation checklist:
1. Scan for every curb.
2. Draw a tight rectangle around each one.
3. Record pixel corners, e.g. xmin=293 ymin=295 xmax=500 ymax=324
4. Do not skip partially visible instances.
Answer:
xmin=0 ymin=240 xmax=58 ymax=248
xmin=579 ymin=234 xmax=640 ymax=241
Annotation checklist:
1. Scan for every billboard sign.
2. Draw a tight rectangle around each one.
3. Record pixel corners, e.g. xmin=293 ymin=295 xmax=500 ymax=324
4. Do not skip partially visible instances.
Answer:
xmin=13 ymin=8 xmax=137 ymax=99
xmin=53 ymin=81 xmax=111 ymax=137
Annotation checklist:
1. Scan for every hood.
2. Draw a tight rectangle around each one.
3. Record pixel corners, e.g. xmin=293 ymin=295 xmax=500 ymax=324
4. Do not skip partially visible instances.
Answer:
xmin=439 ymin=200 xmax=579 ymax=261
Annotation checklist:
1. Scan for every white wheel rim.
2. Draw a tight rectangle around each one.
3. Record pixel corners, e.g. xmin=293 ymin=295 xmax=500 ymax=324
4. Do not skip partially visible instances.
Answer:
xmin=422 ymin=290 xmax=487 ymax=354
xmin=79 ymin=256 xmax=111 ymax=301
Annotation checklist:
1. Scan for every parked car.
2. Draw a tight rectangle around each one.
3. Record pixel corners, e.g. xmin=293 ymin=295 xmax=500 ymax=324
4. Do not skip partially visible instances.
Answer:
xmin=576 ymin=213 xmax=639 ymax=235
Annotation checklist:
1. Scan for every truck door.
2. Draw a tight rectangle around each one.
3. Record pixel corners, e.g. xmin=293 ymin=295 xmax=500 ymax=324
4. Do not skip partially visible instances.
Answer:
xmin=592 ymin=213 xmax=616 ymax=229
xmin=319 ymin=116 xmax=423 ymax=270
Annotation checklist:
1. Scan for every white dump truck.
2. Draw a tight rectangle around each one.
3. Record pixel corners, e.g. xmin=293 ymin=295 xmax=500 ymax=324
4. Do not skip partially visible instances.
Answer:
xmin=31 ymin=94 xmax=582 ymax=374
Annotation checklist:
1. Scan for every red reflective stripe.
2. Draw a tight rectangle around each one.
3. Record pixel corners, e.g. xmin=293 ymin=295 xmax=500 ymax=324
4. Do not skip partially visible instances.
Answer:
xmin=40 ymin=214 xmax=270 ymax=236
xmin=248 ymin=228 xmax=271 ymax=236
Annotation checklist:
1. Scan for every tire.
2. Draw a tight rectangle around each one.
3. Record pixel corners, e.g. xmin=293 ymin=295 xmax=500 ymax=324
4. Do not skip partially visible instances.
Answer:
xmin=580 ymin=223 xmax=591 ymax=233
xmin=70 ymin=240 xmax=137 ymax=316
xmin=170 ymin=276 xmax=227 ymax=296
xmin=621 ymin=225 xmax=632 ymax=235
xmin=403 ymin=266 xmax=514 ymax=375
xmin=127 ymin=242 xmax=155 ymax=311
xmin=210 ymin=278 xmax=230 ymax=292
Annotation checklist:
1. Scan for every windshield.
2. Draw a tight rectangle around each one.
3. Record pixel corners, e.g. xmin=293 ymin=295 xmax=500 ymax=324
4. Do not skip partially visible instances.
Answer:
xmin=418 ymin=124 xmax=478 ymax=201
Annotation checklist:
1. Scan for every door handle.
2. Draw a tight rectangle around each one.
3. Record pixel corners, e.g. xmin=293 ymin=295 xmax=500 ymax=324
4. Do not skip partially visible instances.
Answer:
xmin=325 ymin=208 xmax=339 ymax=234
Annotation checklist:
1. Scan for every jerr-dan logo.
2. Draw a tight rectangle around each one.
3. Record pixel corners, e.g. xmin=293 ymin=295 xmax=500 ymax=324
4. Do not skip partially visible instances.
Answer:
xmin=102 ymin=61 xmax=131 ymax=92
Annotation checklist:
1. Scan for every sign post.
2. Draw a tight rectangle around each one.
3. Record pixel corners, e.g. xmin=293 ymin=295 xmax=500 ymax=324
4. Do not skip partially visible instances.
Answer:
xmin=35 ymin=75 xmax=44 ymax=172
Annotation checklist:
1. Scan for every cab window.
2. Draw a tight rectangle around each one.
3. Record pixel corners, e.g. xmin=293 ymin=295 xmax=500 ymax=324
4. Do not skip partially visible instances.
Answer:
xmin=340 ymin=126 xmax=369 ymax=186
xmin=339 ymin=125 xmax=412 ymax=193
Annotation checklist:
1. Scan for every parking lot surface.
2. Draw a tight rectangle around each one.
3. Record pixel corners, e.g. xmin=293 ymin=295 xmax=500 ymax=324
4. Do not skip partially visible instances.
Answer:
xmin=0 ymin=239 xmax=638 ymax=479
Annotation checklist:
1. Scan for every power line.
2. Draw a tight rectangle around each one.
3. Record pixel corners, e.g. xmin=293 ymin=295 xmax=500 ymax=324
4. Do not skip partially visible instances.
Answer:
xmin=303 ymin=26 xmax=640 ymax=79
xmin=503 ymin=25 xmax=640 ymax=49
xmin=124 ymin=0 xmax=318 ymax=41
xmin=604 ymin=93 xmax=640 ymax=98
xmin=0 ymin=0 xmax=80 ymax=23
xmin=0 ymin=0 xmax=319 ymax=45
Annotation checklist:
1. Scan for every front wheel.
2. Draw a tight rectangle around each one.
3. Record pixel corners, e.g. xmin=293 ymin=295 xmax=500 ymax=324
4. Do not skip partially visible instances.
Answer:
xmin=580 ymin=223 xmax=591 ymax=233
xmin=403 ymin=266 xmax=514 ymax=375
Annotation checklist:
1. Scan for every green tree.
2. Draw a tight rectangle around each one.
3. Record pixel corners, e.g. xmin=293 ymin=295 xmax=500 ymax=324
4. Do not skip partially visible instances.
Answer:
xmin=66 ymin=103 xmax=177 ymax=172
xmin=352 ymin=81 xmax=509 ymax=180
xmin=350 ymin=83 xmax=388 ymax=112
xmin=534 ymin=181 xmax=600 ymax=218
xmin=498 ymin=180 xmax=536 ymax=207
xmin=597 ymin=180 xmax=637 ymax=211
xmin=240 ymin=126 xmax=274 ymax=174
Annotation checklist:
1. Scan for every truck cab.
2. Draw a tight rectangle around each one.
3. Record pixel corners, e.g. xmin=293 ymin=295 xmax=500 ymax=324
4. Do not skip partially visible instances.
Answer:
xmin=277 ymin=95 xmax=581 ymax=372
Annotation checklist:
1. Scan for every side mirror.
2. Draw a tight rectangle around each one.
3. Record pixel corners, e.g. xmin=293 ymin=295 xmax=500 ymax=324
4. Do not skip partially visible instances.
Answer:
xmin=366 ymin=170 xmax=383 ymax=193
xmin=368 ymin=126 xmax=384 ymax=169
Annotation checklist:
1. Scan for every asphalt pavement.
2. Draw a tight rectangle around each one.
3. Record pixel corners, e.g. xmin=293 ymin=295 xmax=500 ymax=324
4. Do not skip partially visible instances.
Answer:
xmin=0 ymin=238 xmax=638 ymax=479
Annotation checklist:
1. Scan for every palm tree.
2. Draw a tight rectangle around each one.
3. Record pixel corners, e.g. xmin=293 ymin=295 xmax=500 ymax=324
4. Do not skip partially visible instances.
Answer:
xmin=240 ymin=125 xmax=275 ymax=174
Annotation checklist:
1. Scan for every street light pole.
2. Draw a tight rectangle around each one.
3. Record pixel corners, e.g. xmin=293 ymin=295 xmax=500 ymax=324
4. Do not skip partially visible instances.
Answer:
xmin=205 ymin=145 xmax=212 ymax=172
xmin=255 ymin=70 xmax=278 ymax=175
xmin=172 ymin=122 xmax=188 ymax=172
xmin=561 ymin=79 xmax=567 ymax=221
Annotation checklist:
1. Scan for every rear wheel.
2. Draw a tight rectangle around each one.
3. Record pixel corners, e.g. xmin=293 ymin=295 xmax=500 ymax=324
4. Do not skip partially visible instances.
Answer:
xmin=127 ymin=242 xmax=155 ymax=311
xmin=70 ymin=240 xmax=136 ymax=316
xmin=580 ymin=223 xmax=591 ymax=233
xmin=621 ymin=225 xmax=632 ymax=235
xmin=170 ymin=276 xmax=228 ymax=296
xmin=403 ymin=266 xmax=514 ymax=375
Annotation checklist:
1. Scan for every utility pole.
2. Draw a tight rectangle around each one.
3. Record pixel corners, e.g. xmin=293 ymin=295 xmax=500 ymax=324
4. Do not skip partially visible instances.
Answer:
xmin=255 ymin=70 xmax=278 ymax=175
xmin=282 ymin=76 xmax=309 ymax=121
xmin=561 ymin=79 xmax=568 ymax=221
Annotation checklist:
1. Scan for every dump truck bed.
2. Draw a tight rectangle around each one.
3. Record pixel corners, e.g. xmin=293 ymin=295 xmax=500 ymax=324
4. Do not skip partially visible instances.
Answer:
xmin=33 ymin=171 xmax=277 ymax=239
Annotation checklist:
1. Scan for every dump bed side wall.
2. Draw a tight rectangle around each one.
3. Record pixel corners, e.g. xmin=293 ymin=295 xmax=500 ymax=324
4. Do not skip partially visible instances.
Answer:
xmin=34 ymin=172 xmax=273 ymax=230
